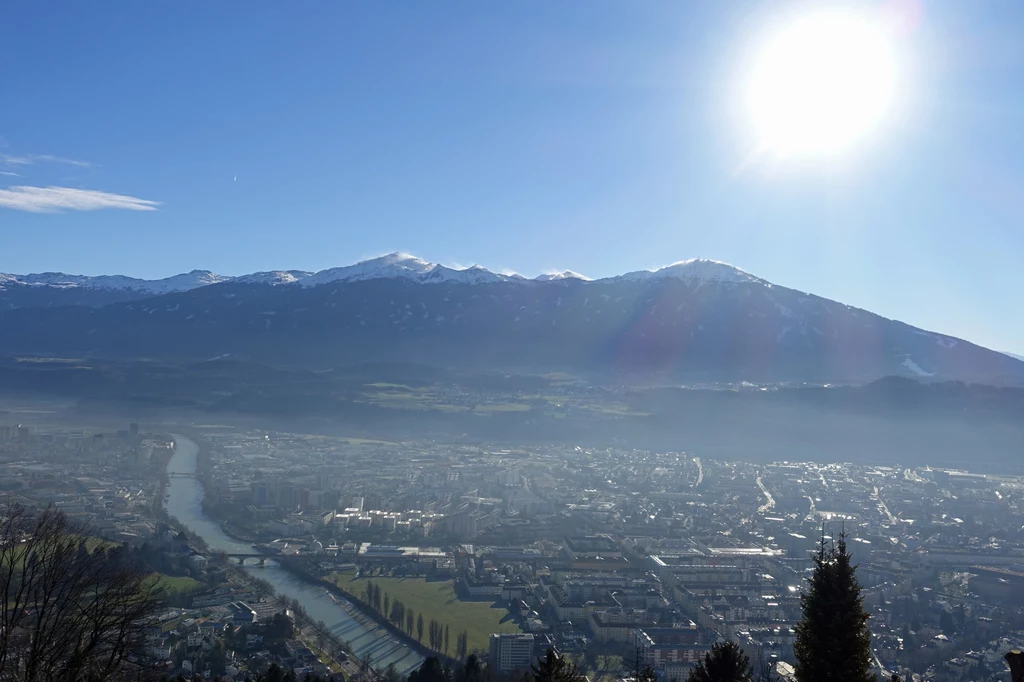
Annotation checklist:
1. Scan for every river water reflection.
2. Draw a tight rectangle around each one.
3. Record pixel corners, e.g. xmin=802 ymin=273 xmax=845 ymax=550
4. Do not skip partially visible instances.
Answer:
xmin=166 ymin=435 xmax=424 ymax=675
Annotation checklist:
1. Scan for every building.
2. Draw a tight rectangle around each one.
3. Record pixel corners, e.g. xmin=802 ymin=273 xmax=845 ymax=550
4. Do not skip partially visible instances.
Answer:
xmin=589 ymin=608 xmax=659 ymax=643
xmin=228 ymin=601 xmax=258 ymax=626
xmin=635 ymin=627 xmax=704 ymax=672
xmin=489 ymin=633 xmax=536 ymax=673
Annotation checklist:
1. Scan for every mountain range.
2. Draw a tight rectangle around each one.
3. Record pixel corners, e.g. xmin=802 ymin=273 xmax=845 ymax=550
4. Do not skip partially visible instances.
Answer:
xmin=1 ymin=253 xmax=1021 ymax=385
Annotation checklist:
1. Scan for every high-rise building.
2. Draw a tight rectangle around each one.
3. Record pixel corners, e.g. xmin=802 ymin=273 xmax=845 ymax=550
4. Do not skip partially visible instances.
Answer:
xmin=489 ymin=633 xmax=535 ymax=673
xmin=251 ymin=481 xmax=270 ymax=505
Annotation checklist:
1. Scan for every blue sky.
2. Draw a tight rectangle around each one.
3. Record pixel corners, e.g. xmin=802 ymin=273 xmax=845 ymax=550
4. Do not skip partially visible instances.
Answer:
xmin=2 ymin=2 xmax=1023 ymax=353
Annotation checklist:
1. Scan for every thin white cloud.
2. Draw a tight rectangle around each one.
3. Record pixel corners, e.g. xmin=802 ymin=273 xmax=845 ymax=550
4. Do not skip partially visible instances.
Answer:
xmin=32 ymin=154 xmax=93 ymax=168
xmin=0 ymin=171 xmax=20 ymax=177
xmin=0 ymin=153 xmax=93 ymax=168
xmin=0 ymin=185 xmax=161 ymax=213
xmin=0 ymin=154 xmax=33 ymax=166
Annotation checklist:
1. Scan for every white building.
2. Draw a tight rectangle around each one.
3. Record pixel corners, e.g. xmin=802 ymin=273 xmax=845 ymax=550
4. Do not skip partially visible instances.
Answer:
xmin=489 ymin=633 xmax=535 ymax=673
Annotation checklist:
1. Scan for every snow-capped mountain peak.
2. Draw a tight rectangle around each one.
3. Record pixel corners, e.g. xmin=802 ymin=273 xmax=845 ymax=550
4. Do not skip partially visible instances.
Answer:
xmin=234 ymin=270 xmax=313 ymax=285
xmin=618 ymin=258 xmax=763 ymax=286
xmin=419 ymin=264 xmax=506 ymax=284
xmin=300 ymin=252 xmax=436 ymax=287
xmin=300 ymin=253 xmax=519 ymax=286
xmin=1 ymin=254 xmax=765 ymax=296
xmin=534 ymin=270 xmax=590 ymax=282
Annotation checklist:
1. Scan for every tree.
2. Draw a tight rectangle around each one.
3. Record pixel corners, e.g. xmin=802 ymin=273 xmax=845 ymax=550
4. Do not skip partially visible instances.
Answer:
xmin=531 ymin=648 xmax=585 ymax=682
xmin=458 ymin=653 xmax=485 ymax=682
xmin=266 ymin=612 xmax=294 ymax=640
xmin=259 ymin=663 xmax=296 ymax=682
xmin=0 ymin=503 xmax=162 ymax=682
xmin=793 ymin=531 xmax=874 ymax=682
xmin=410 ymin=657 xmax=452 ymax=682
xmin=456 ymin=631 xmax=468 ymax=661
xmin=939 ymin=610 xmax=955 ymax=634
xmin=207 ymin=642 xmax=228 ymax=676
xmin=407 ymin=607 xmax=416 ymax=636
xmin=417 ymin=613 xmax=425 ymax=643
xmin=687 ymin=642 xmax=752 ymax=682
xmin=384 ymin=592 xmax=391 ymax=618
xmin=639 ymin=664 xmax=658 ymax=682
xmin=430 ymin=620 xmax=441 ymax=651
xmin=384 ymin=663 xmax=403 ymax=682
xmin=444 ymin=624 xmax=450 ymax=657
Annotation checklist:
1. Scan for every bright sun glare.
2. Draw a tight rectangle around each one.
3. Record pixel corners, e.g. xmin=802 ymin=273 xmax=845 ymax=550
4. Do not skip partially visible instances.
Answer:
xmin=748 ymin=11 xmax=897 ymax=156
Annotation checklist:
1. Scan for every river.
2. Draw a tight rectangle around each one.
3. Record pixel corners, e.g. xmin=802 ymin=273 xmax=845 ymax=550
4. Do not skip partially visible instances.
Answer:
xmin=165 ymin=435 xmax=424 ymax=675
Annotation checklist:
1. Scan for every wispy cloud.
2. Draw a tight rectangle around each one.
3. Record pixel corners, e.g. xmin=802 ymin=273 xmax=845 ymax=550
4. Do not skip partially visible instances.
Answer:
xmin=0 ymin=171 xmax=20 ymax=177
xmin=0 ymin=186 xmax=160 ymax=213
xmin=32 ymin=154 xmax=94 ymax=168
xmin=0 ymin=153 xmax=94 ymax=169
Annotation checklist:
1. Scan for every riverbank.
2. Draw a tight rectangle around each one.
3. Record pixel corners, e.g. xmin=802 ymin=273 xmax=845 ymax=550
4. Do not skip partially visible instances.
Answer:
xmin=164 ymin=434 xmax=424 ymax=676
xmin=222 ymin=563 xmax=358 ymax=678
xmin=277 ymin=557 xmax=447 ymax=665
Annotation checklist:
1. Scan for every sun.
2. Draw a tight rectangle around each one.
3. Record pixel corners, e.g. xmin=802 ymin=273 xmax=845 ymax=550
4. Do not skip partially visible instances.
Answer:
xmin=747 ymin=10 xmax=898 ymax=156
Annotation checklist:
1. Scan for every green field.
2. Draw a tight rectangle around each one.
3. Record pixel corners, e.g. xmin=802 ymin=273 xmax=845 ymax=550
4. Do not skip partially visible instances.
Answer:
xmin=150 ymin=573 xmax=202 ymax=594
xmin=568 ymin=654 xmax=625 ymax=682
xmin=329 ymin=573 xmax=520 ymax=654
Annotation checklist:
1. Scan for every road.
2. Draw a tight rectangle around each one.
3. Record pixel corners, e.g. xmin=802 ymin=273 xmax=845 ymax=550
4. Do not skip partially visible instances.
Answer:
xmin=756 ymin=475 xmax=775 ymax=514
xmin=873 ymin=486 xmax=898 ymax=526
xmin=805 ymin=495 xmax=817 ymax=521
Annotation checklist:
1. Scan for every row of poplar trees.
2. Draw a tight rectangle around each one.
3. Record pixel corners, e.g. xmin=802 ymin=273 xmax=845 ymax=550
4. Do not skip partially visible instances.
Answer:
xmin=362 ymin=580 xmax=470 ymax=659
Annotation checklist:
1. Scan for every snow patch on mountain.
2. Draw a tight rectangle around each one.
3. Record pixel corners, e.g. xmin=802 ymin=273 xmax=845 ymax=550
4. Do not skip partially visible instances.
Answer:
xmin=902 ymin=358 xmax=936 ymax=377
xmin=0 ymin=270 xmax=231 ymax=294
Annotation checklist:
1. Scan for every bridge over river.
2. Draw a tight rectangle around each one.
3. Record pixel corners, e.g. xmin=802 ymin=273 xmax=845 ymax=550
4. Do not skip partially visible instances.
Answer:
xmin=165 ymin=434 xmax=424 ymax=675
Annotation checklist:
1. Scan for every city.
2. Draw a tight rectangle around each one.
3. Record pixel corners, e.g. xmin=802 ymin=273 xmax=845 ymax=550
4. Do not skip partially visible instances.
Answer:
xmin=2 ymin=411 xmax=1021 ymax=681
xmin=4 ymin=1 xmax=1024 ymax=681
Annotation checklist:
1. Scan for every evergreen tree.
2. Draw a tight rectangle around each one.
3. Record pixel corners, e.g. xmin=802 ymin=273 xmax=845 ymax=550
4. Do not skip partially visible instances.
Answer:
xmin=410 ymin=656 xmax=452 ymax=682
xmin=686 ymin=641 xmax=752 ymax=682
xmin=458 ymin=653 xmax=485 ymax=682
xmin=793 ymin=531 xmax=873 ymax=682
xmin=531 ymin=648 xmax=584 ymax=682
xmin=939 ymin=610 xmax=954 ymax=634
xmin=638 ymin=664 xmax=658 ymax=682
xmin=417 ymin=613 xmax=425 ymax=643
